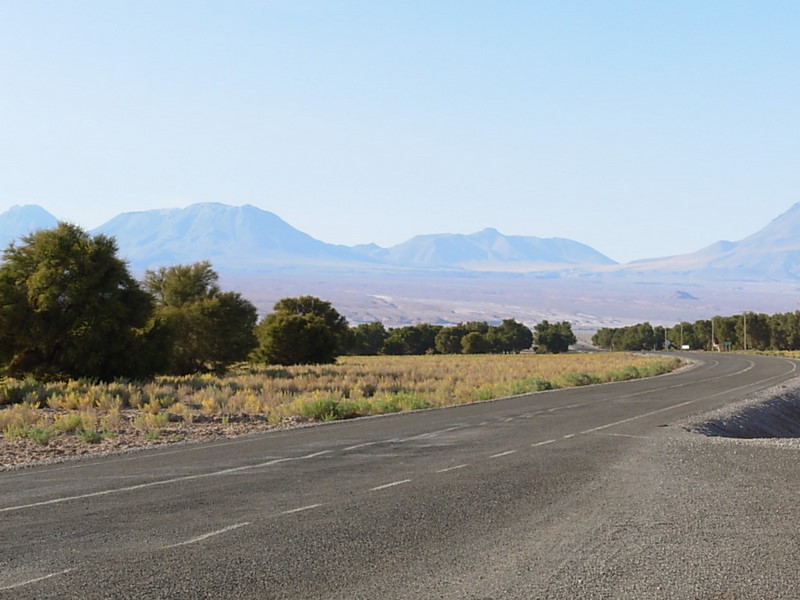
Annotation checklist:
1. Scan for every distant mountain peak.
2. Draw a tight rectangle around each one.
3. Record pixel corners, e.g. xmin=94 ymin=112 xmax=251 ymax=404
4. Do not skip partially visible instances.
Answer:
xmin=672 ymin=290 xmax=699 ymax=300
xmin=93 ymin=202 xmax=359 ymax=270
xmin=368 ymin=227 xmax=617 ymax=270
xmin=0 ymin=204 xmax=59 ymax=248
xmin=613 ymin=201 xmax=800 ymax=281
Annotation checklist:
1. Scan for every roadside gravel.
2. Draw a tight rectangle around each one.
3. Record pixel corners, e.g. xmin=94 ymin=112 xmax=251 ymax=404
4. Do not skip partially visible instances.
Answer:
xmin=465 ymin=378 xmax=800 ymax=599
xmin=0 ymin=413 xmax=308 ymax=471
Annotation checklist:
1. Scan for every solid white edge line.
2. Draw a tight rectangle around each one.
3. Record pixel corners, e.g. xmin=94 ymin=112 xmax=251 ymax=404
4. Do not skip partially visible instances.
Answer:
xmin=301 ymin=451 xmax=333 ymax=459
xmin=343 ymin=441 xmax=381 ymax=451
xmin=0 ymin=569 xmax=74 ymax=591
xmin=2 ymin=453 xmax=330 ymax=514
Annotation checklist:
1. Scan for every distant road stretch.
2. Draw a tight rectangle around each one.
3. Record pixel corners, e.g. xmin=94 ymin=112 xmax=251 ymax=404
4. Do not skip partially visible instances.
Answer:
xmin=3 ymin=352 xmax=800 ymax=599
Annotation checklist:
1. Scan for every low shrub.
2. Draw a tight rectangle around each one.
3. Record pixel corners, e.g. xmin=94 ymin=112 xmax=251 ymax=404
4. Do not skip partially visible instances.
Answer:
xmin=562 ymin=372 xmax=601 ymax=387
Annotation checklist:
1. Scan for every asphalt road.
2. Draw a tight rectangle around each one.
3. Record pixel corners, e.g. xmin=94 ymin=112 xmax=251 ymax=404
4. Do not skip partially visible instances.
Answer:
xmin=2 ymin=352 xmax=800 ymax=599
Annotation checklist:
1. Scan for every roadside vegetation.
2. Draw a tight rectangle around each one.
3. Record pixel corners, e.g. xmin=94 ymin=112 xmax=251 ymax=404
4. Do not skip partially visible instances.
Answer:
xmin=0 ymin=223 xmax=682 ymax=463
xmin=594 ymin=312 xmax=800 ymax=352
xmin=0 ymin=353 xmax=682 ymax=450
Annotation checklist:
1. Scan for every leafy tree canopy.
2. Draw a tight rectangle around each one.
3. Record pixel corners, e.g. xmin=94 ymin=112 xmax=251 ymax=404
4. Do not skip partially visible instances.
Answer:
xmin=534 ymin=320 xmax=576 ymax=354
xmin=489 ymin=318 xmax=534 ymax=353
xmin=343 ymin=322 xmax=388 ymax=356
xmin=381 ymin=324 xmax=442 ymax=355
xmin=0 ymin=223 xmax=156 ymax=380
xmin=143 ymin=260 xmax=221 ymax=307
xmin=144 ymin=261 xmax=257 ymax=374
xmin=253 ymin=296 xmax=348 ymax=365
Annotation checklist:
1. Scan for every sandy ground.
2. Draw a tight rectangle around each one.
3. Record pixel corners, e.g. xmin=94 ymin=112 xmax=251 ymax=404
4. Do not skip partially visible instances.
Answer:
xmin=0 ymin=413 xmax=309 ymax=471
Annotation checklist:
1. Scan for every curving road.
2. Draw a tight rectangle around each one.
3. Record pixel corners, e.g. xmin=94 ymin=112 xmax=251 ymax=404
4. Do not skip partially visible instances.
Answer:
xmin=2 ymin=352 xmax=800 ymax=599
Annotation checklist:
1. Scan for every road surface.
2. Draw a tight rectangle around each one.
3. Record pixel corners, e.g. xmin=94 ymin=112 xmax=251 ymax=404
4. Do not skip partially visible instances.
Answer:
xmin=2 ymin=352 xmax=800 ymax=599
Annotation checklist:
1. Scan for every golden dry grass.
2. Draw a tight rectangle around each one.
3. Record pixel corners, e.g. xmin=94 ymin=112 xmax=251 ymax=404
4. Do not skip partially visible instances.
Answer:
xmin=0 ymin=353 xmax=681 ymax=443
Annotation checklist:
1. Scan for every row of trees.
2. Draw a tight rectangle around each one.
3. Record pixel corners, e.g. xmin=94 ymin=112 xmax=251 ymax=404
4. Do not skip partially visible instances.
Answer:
xmin=343 ymin=319 xmax=576 ymax=356
xmin=592 ymin=311 xmax=800 ymax=352
xmin=343 ymin=319 xmax=535 ymax=356
xmin=0 ymin=224 xmax=579 ymax=381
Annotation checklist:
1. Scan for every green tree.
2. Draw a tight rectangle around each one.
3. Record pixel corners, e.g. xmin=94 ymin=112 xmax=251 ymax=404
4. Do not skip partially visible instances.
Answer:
xmin=667 ymin=322 xmax=697 ymax=350
xmin=736 ymin=312 xmax=770 ymax=351
xmin=693 ymin=319 xmax=712 ymax=350
xmin=435 ymin=324 xmax=468 ymax=354
xmin=0 ymin=223 xmax=157 ymax=380
xmin=488 ymin=319 xmax=533 ymax=353
xmin=592 ymin=327 xmax=616 ymax=349
xmin=253 ymin=296 xmax=348 ymax=365
xmin=714 ymin=316 xmax=737 ymax=350
xmin=144 ymin=261 xmax=257 ymax=374
xmin=460 ymin=331 xmax=490 ymax=354
xmin=433 ymin=322 xmax=487 ymax=354
xmin=381 ymin=324 xmax=442 ymax=355
xmin=534 ymin=320 xmax=576 ymax=354
xmin=343 ymin=322 xmax=388 ymax=355
xmin=144 ymin=260 xmax=221 ymax=306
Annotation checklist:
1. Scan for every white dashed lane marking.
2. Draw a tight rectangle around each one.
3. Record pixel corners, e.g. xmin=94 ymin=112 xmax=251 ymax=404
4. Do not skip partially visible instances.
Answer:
xmin=532 ymin=439 xmax=556 ymax=447
xmin=490 ymin=450 xmax=518 ymax=458
xmin=436 ymin=464 xmax=468 ymax=473
xmin=1 ymin=450 xmax=333 ymax=514
xmin=281 ymin=504 xmax=325 ymax=515
xmin=162 ymin=522 xmax=251 ymax=549
xmin=370 ymin=479 xmax=412 ymax=491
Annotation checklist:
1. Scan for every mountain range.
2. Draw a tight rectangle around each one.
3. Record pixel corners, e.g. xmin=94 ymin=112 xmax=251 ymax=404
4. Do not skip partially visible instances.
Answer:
xmin=612 ymin=202 xmax=800 ymax=282
xmin=3 ymin=201 xmax=800 ymax=282
xmin=2 ymin=201 xmax=800 ymax=327
xmin=0 ymin=203 xmax=618 ymax=273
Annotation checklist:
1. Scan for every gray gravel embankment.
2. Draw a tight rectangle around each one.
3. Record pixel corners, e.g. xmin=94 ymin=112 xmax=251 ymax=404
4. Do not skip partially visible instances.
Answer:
xmin=458 ymin=379 xmax=800 ymax=599
xmin=573 ymin=379 xmax=800 ymax=599
xmin=682 ymin=376 xmax=800 ymax=442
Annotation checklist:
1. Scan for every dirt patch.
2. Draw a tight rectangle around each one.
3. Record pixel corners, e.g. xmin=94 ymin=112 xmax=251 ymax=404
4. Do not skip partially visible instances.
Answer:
xmin=0 ymin=413 xmax=309 ymax=471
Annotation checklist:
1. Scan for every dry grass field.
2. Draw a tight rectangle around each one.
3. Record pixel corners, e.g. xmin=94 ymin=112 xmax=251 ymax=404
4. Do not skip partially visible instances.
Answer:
xmin=0 ymin=353 xmax=681 ymax=467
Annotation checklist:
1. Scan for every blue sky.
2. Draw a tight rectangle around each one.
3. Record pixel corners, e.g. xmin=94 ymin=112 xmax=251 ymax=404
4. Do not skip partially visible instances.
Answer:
xmin=1 ymin=1 xmax=799 ymax=263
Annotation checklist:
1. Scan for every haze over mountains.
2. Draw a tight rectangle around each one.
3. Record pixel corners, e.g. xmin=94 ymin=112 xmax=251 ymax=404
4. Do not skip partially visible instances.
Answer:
xmin=0 ymin=203 xmax=619 ymax=273
xmin=615 ymin=202 xmax=800 ymax=282
xmin=4 ymin=201 xmax=800 ymax=280
xmin=2 ymin=202 xmax=800 ymax=327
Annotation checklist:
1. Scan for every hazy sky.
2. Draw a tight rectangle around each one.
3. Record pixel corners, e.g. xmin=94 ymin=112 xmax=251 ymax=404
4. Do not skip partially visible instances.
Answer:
xmin=2 ymin=1 xmax=799 ymax=263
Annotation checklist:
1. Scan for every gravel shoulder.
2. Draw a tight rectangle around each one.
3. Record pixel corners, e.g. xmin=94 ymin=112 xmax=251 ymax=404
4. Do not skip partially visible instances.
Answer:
xmin=452 ymin=378 xmax=800 ymax=599
xmin=0 ymin=414 xmax=308 ymax=471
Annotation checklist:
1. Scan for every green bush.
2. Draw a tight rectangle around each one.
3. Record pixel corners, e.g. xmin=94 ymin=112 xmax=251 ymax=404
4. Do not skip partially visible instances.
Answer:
xmin=563 ymin=372 xmax=601 ymax=386
xmin=393 ymin=393 xmax=430 ymax=411
xmin=607 ymin=366 xmax=640 ymax=381
xmin=507 ymin=378 xmax=554 ymax=395
xmin=298 ymin=396 xmax=340 ymax=421
xmin=78 ymin=429 xmax=104 ymax=444
xmin=369 ymin=396 xmax=403 ymax=414
xmin=27 ymin=426 xmax=53 ymax=445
